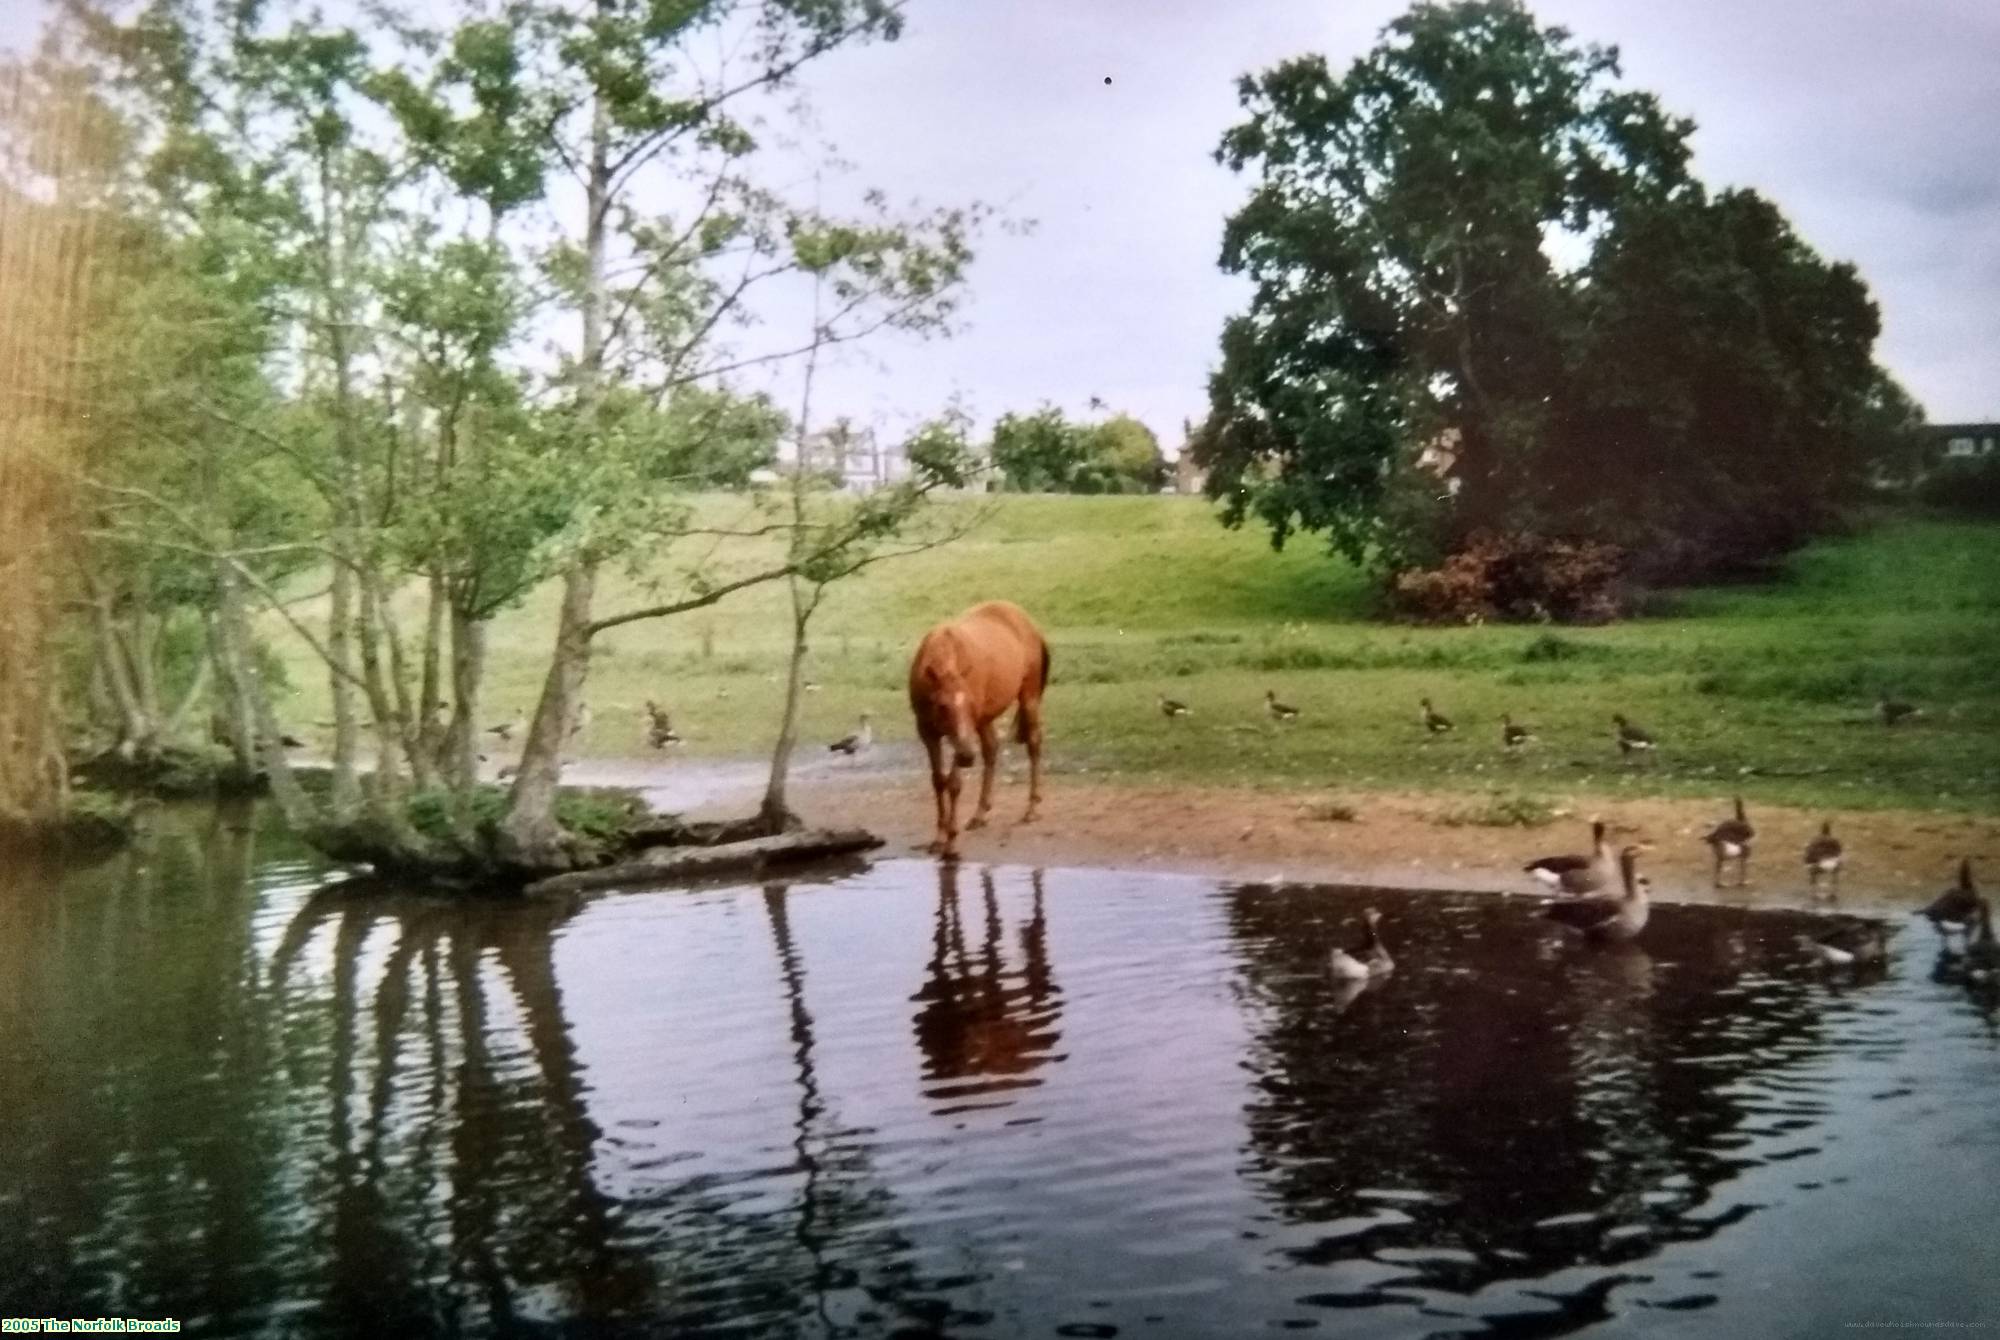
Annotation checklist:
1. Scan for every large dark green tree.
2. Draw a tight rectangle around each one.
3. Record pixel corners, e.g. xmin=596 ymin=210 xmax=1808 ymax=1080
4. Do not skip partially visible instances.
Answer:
xmin=1200 ymin=0 xmax=1915 ymax=593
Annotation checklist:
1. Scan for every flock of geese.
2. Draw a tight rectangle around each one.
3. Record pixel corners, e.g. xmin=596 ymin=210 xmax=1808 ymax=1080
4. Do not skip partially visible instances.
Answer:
xmin=1159 ymin=690 xmax=1926 ymax=759
xmin=1321 ymin=811 xmax=1993 ymax=986
xmin=479 ymin=700 xmax=876 ymax=766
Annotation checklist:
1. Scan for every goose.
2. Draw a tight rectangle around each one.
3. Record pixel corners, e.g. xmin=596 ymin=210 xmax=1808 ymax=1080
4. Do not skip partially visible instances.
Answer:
xmin=1703 ymin=796 xmax=1755 ymax=888
xmin=1264 ymin=690 xmax=1300 ymax=722
xmin=828 ymin=712 xmax=873 ymax=756
xmin=804 ymin=678 xmax=823 ymax=693
xmin=486 ymin=709 xmax=525 ymax=743
xmin=1803 ymin=821 xmax=1843 ymax=894
xmin=1158 ymin=694 xmax=1191 ymax=722
xmin=1329 ymin=909 xmax=1393 ymax=981
xmin=643 ymin=700 xmax=682 ymax=749
xmin=1419 ymin=696 xmax=1453 ymax=735
xmin=1917 ymin=859 xmax=1980 ymax=941
xmin=1801 ymin=918 xmax=1890 ymax=968
xmin=1612 ymin=713 xmax=1656 ymax=758
xmin=1542 ymin=845 xmax=1650 ymax=942
xmin=1876 ymin=696 xmax=1922 ymax=727
xmin=277 ymin=732 xmax=305 ymax=750
xmin=1525 ymin=819 xmax=1614 ymax=895
xmin=566 ymin=702 xmax=593 ymax=741
xmin=1502 ymin=714 xmax=1536 ymax=749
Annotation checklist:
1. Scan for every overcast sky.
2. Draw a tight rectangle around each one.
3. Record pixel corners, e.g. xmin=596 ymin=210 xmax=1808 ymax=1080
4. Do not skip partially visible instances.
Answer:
xmin=753 ymin=0 xmax=2000 ymax=445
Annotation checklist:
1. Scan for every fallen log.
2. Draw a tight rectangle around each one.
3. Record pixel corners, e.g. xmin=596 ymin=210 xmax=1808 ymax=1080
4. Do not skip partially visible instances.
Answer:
xmin=524 ymin=827 xmax=885 ymax=898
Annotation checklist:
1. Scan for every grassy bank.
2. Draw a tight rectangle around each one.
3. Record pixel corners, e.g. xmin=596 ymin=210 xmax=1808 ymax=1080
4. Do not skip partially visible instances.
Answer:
xmin=267 ymin=497 xmax=2000 ymax=814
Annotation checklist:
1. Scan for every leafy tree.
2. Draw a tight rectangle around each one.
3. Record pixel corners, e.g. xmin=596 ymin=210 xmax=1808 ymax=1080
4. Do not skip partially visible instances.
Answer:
xmin=1203 ymin=0 xmax=1914 ymax=599
xmin=991 ymin=405 xmax=1166 ymax=494
xmin=1082 ymin=415 xmax=1167 ymax=494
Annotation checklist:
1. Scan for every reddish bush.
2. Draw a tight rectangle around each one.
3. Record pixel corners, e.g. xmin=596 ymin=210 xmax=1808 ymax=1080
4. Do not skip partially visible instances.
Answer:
xmin=1389 ymin=531 xmax=1627 ymax=624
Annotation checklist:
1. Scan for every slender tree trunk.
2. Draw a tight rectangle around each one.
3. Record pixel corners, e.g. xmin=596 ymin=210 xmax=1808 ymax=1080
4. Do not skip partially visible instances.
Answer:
xmin=758 ymin=584 xmax=812 ymax=833
xmin=445 ymin=602 xmax=485 ymax=791
xmin=86 ymin=584 xmax=149 ymax=758
xmin=419 ymin=565 xmax=447 ymax=771
xmin=125 ymin=609 xmax=162 ymax=726
xmin=163 ymin=652 xmax=211 ymax=737
xmin=204 ymin=587 xmax=257 ymax=783
xmin=500 ymin=76 xmax=612 ymax=863
xmin=327 ymin=554 xmax=361 ymax=812
xmin=352 ymin=563 xmax=413 ymax=797
xmin=499 ymin=564 xmax=595 ymax=866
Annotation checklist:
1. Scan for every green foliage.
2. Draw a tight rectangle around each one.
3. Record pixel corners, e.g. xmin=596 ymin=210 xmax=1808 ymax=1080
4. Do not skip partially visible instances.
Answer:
xmin=1203 ymin=0 xmax=1915 ymax=592
xmin=991 ymin=405 xmax=1167 ymax=494
xmin=1919 ymin=457 xmax=2000 ymax=518
xmin=404 ymin=784 xmax=649 ymax=846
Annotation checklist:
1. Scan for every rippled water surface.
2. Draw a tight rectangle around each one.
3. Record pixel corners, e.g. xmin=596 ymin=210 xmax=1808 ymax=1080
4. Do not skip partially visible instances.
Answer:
xmin=2 ymin=805 xmax=1997 ymax=1337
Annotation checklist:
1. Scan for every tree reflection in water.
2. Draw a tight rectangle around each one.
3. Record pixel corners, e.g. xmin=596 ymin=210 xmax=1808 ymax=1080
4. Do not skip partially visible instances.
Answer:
xmin=909 ymin=864 xmax=1065 ymax=1114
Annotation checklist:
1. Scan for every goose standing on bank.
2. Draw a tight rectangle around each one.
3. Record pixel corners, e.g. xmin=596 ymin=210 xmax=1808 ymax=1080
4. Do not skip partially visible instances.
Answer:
xmin=1542 ymin=845 xmax=1651 ymax=943
xmin=643 ymin=700 xmax=682 ymax=750
xmin=1525 ymin=819 xmax=1615 ymax=895
xmin=1703 ymin=795 xmax=1755 ymax=888
xmin=1501 ymin=714 xmax=1536 ymax=750
xmin=1612 ymin=713 xmax=1656 ymax=760
xmin=1917 ymin=859 xmax=1981 ymax=942
xmin=1802 ymin=918 xmax=1891 ymax=968
xmin=1419 ymin=697 xmax=1453 ymax=736
xmin=1264 ymin=690 xmax=1300 ymax=723
xmin=1158 ymin=694 xmax=1191 ymax=723
xmin=486 ymin=708 xmax=525 ymax=745
xmin=1803 ymin=821 xmax=1844 ymax=895
xmin=1876 ymin=696 xmax=1922 ymax=727
xmin=828 ymin=712 xmax=874 ymax=756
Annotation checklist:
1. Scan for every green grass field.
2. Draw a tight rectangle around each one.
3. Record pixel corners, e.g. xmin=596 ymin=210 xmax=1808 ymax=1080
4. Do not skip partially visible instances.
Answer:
xmin=269 ymin=497 xmax=2000 ymax=813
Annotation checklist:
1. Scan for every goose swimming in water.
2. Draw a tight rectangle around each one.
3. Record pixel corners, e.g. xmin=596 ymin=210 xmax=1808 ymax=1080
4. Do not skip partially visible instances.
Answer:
xmin=1525 ymin=820 xmax=1615 ymax=896
xmin=1542 ymin=845 xmax=1650 ymax=943
xmin=1803 ymin=821 xmax=1843 ymax=895
xmin=1329 ymin=908 xmax=1394 ymax=981
xmin=1703 ymin=796 xmax=1755 ymax=888
xmin=1802 ymin=918 xmax=1890 ymax=968
xmin=1917 ymin=859 xmax=1981 ymax=942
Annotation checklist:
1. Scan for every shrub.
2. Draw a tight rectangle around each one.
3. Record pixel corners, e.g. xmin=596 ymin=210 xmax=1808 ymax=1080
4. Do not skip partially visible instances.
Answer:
xmin=1389 ymin=531 xmax=1627 ymax=625
xmin=1918 ymin=456 xmax=2000 ymax=518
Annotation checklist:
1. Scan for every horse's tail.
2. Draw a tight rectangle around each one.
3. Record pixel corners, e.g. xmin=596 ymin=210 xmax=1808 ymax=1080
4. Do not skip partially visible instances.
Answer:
xmin=1038 ymin=640 xmax=1052 ymax=694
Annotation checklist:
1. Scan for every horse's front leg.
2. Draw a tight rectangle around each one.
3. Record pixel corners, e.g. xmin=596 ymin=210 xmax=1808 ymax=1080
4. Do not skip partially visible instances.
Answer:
xmin=966 ymin=720 xmax=1000 ymax=829
xmin=922 ymin=733 xmax=963 ymax=859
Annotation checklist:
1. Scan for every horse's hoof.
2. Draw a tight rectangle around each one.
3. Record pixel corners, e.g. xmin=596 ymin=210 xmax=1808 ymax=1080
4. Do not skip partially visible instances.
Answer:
xmin=966 ymin=815 xmax=988 ymax=831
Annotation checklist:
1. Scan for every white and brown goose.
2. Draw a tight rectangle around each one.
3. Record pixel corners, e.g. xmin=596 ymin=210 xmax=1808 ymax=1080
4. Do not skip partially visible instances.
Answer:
xmin=1329 ymin=907 xmax=1394 ymax=981
xmin=1803 ymin=821 xmax=1843 ymax=895
xmin=828 ymin=712 xmax=874 ymax=756
xmin=1525 ymin=819 xmax=1614 ymax=895
xmin=1542 ymin=845 xmax=1650 ymax=943
xmin=1703 ymin=796 xmax=1755 ymax=888
xmin=1802 ymin=917 xmax=1891 ymax=968
xmin=643 ymin=699 xmax=683 ymax=749
xmin=1158 ymin=693 xmax=1191 ymax=722
xmin=1419 ymin=697 xmax=1453 ymax=736
xmin=1917 ymin=859 xmax=1981 ymax=941
xmin=1264 ymin=690 xmax=1300 ymax=723
xmin=1612 ymin=713 xmax=1656 ymax=759
xmin=1501 ymin=714 xmax=1536 ymax=749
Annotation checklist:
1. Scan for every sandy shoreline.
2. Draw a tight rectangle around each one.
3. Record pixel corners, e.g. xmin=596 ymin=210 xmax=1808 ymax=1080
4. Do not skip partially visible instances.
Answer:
xmin=573 ymin=749 xmax=1999 ymax=916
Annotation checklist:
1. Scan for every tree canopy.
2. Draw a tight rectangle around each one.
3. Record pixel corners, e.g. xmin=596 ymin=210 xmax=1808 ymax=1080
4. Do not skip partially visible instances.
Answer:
xmin=990 ymin=406 xmax=1165 ymax=494
xmin=1198 ymin=0 xmax=1921 ymax=595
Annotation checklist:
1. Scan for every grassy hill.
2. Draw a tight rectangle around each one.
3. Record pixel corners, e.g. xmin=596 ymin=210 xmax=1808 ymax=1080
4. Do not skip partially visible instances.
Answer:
xmin=268 ymin=497 xmax=2000 ymax=813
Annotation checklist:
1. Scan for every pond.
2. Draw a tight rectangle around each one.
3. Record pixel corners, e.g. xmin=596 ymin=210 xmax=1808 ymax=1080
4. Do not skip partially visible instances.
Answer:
xmin=1 ymin=804 xmax=1996 ymax=1338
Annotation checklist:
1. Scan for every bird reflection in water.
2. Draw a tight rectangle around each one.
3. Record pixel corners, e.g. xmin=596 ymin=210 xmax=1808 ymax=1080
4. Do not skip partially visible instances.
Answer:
xmin=910 ymin=864 xmax=1065 ymax=1114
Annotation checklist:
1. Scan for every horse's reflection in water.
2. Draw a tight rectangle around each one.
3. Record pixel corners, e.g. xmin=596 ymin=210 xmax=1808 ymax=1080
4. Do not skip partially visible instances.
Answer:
xmin=910 ymin=864 xmax=1065 ymax=1114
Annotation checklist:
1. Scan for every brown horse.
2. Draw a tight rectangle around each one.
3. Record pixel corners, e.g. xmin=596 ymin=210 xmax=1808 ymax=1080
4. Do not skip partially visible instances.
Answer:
xmin=908 ymin=600 xmax=1049 ymax=858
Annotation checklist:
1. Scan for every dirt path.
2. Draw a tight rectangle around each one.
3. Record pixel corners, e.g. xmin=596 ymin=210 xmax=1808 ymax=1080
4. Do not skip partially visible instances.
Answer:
xmin=558 ymin=749 xmax=1996 ymax=914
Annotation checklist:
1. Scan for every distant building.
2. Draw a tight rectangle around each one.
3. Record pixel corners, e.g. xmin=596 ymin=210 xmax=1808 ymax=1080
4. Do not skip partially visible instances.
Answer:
xmin=1931 ymin=422 xmax=2000 ymax=460
xmin=1172 ymin=451 xmax=1207 ymax=495
xmin=795 ymin=419 xmax=910 ymax=494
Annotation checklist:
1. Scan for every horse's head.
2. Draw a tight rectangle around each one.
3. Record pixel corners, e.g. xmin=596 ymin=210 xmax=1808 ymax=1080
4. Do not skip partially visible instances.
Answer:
xmin=921 ymin=663 xmax=978 ymax=768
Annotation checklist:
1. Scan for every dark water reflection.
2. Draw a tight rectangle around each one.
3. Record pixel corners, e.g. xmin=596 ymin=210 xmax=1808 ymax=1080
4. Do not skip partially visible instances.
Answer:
xmin=0 ymin=804 xmax=1995 ymax=1337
